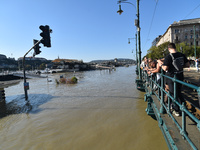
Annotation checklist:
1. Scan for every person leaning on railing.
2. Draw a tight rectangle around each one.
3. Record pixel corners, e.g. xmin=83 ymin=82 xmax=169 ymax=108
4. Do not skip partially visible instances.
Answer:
xmin=158 ymin=43 xmax=190 ymax=117
xmin=140 ymin=57 xmax=148 ymax=70
xmin=157 ymin=58 xmax=170 ymax=107
xmin=195 ymin=57 xmax=199 ymax=72
xmin=147 ymin=59 xmax=161 ymax=91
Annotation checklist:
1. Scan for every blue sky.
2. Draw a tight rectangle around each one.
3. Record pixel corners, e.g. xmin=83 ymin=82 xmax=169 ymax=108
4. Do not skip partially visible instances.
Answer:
xmin=0 ymin=0 xmax=200 ymax=62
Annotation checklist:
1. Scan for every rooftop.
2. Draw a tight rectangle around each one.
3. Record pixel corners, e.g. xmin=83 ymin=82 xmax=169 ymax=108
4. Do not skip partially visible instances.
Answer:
xmin=172 ymin=18 xmax=200 ymax=26
xmin=52 ymin=59 xmax=81 ymax=63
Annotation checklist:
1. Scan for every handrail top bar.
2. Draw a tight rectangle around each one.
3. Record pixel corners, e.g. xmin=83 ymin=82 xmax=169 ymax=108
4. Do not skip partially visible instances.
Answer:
xmin=158 ymin=73 xmax=200 ymax=90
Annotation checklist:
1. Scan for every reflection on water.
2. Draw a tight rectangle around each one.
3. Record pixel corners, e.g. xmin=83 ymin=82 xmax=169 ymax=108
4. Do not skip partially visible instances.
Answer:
xmin=0 ymin=66 xmax=167 ymax=150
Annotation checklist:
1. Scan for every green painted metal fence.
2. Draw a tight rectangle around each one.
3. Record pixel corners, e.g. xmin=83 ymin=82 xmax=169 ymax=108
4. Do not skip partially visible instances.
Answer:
xmin=142 ymin=69 xmax=200 ymax=150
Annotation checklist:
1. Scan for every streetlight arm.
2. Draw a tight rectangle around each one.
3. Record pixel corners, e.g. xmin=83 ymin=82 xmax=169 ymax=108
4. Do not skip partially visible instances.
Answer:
xmin=117 ymin=1 xmax=136 ymax=9
xmin=128 ymin=38 xmax=136 ymax=44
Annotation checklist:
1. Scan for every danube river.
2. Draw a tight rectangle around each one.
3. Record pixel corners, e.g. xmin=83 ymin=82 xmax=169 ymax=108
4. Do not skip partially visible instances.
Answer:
xmin=0 ymin=66 xmax=167 ymax=150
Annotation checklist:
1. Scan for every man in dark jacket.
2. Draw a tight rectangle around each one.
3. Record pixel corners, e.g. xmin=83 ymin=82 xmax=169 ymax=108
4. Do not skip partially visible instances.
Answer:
xmin=159 ymin=43 xmax=190 ymax=116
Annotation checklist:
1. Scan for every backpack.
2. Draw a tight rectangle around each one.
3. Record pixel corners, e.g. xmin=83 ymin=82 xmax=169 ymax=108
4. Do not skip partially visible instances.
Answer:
xmin=170 ymin=53 xmax=184 ymax=73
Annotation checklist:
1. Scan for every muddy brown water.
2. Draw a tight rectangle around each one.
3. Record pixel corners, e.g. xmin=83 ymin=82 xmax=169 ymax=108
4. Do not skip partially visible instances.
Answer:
xmin=0 ymin=66 xmax=167 ymax=150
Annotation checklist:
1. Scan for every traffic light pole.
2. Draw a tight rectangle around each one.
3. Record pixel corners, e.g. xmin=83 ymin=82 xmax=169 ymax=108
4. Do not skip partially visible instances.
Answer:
xmin=23 ymin=38 xmax=43 ymax=100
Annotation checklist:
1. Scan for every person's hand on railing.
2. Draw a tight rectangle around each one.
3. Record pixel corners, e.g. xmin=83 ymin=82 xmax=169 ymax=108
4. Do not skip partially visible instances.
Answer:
xmin=157 ymin=59 xmax=163 ymax=67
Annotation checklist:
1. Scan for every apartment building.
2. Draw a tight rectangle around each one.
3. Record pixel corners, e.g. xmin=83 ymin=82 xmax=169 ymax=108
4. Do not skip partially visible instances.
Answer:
xmin=156 ymin=18 xmax=200 ymax=47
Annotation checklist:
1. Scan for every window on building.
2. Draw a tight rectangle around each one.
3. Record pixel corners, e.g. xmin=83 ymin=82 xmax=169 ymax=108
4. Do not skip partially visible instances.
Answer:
xmin=191 ymin=29 xmax=193 ymax=33
xmin=196 ymin=41 xmax=198 ymax=46
xmin=185 ymin=35 xmax=187 ymax=39
xmin=175 ymin=29 xmax=179 ymax=33
xmin=191 ymin=42 xmax=193 ymax=45
xmin=191 ymin=35 xmax=193 ymax=39
xmin=196 ymin=34 xmax=198 ymax=39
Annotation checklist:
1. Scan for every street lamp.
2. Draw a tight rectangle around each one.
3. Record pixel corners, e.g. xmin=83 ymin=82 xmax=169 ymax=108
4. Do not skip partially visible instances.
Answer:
xmin=117 ymin=4 xmax=123 ymax=15
xmin=128 ymin=38 xmax=135 ymax=44
xmin=117 ymin=0 xmax=144 ymax=90
xmin=128 ymin=34 xmax=138 ymax=75
xmin=117 ymin=0 xmax=136 ymax=10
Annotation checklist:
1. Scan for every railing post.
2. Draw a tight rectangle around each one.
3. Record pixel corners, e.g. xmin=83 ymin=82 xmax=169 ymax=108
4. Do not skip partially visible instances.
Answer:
xmin=173 ymin=74 xmax=177 ymax=112
xmin=181 ymin=102 xmax=186 ymax=139
xmin=150 ymin=74 xmax=153 ymax=95
xmin=168 ymin=96 xmax=171 ymax=114
xmin=174 ymin=74 xmax=177 ymax=101
xmin=160 ymin=70 xmax=164 ymax=113
xmin=197 ymin=87 xmax=200 ymax=109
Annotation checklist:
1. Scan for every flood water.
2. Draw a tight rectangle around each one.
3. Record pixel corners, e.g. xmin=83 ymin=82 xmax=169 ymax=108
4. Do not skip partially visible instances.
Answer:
xmin=0 ymin=66 xmax=168 ymax=150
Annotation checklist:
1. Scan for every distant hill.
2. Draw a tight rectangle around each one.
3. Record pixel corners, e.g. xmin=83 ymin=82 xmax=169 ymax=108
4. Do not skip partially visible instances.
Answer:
xmin=89 ymin=58 xmax=136 ymax=64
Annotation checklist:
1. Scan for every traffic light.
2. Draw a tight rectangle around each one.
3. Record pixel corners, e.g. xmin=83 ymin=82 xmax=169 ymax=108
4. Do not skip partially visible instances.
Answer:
xmin=33 ymin=39 xmax=41 ymax=56
xmin=39 ymin=25 xmax=51 ymax=47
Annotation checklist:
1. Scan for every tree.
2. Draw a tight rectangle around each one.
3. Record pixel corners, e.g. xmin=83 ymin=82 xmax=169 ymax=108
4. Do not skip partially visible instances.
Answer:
xmin=145 ymin=41 xmax=200 ymax=60
xmin=39 ymin=63 xmax=46 ymax=70
xmin=25 ymin=65 xmax=31 ymax=70
xmin=175 ymin=42 xmax=200 ymax=58
xmin=146 ymin=42 xmax=169 ymax=60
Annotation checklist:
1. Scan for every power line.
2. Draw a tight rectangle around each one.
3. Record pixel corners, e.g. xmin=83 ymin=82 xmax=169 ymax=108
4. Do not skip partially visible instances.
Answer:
xmin=142 ymin=0 xmax=159 ymax=51
xmin=184 ymin=3 xmax=200 ymax=19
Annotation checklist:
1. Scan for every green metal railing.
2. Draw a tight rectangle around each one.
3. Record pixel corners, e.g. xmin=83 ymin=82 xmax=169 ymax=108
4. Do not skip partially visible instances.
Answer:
xmin=142 ymin=69 xmax=200 ymax=150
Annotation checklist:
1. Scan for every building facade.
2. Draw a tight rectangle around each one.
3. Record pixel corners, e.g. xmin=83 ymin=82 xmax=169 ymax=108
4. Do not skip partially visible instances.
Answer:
xmin=152 ymin=35 xmax=162 ymax=46
xmin=0 ymin=54 xmax=7 ymax=60
xmin=18 ymin=57 xmax=47 ymax=61
xmin=52 ymin=58 xmax=88 ymax=71
xmin=156 ymin=18 xmax=200 ymax=47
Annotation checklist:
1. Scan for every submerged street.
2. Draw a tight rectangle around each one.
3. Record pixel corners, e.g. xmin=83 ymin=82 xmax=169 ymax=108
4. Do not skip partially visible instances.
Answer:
xmin=0 ymin=66 xmax=167 ymax=150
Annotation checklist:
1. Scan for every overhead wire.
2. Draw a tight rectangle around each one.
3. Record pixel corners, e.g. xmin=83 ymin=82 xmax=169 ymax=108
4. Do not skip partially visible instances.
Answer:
xmin=183 ymin=3 xmax=200 ymax=19
xmin=142 ymin=0 xmax=159 ymax=52
xmin=142 ymin=1 xmax=200 ymax=55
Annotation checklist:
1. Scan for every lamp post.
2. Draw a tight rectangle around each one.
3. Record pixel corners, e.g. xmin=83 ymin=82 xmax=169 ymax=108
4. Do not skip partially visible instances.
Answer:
xmin=136 ymin=0 xmax=142 ymax=80
xmin=194 ymin=25 xmax=197 ymax=59
xmin=117 ymin=0 xmax=142 ymax=79
xmin=128 ymin=34 xmax=138 ymax=74
xmin=117 ymin=0 xmax=144 ymax=91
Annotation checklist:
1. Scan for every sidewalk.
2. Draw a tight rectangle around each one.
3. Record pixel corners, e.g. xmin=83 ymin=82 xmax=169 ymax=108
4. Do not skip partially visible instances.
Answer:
xmin=184 ymin=67 xmax=200 ymax=86
xmin=182 ymin=67 xmax=200 ymax=119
